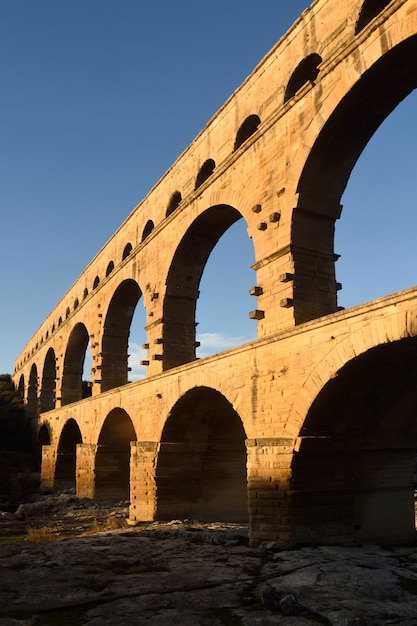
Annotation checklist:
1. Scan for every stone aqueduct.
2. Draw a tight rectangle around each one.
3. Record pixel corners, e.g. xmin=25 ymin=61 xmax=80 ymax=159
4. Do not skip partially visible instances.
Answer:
xmin=12 ymin=0 xmax=417 ymax=545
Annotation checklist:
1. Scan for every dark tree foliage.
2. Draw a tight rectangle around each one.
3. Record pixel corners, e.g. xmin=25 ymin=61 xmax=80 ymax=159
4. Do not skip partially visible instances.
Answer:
xmin=0 ymin=374 xmax=33 ymax=451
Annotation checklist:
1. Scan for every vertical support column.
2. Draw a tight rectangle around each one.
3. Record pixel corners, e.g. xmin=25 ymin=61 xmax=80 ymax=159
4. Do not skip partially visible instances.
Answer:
xmin=76 ymin=443 xmax=98 ymax=499
xmin=40 ymin=445 xmax=57 ymax=490
xmin=129 ymin=442 xmax=159 ymax=523
xmin=246 ymin=437 xmax=295 ymax=546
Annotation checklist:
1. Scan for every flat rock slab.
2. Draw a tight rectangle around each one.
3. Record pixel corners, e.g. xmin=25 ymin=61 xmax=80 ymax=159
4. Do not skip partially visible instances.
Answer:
xmin=1 ymin=496 xmax=417 ymax=625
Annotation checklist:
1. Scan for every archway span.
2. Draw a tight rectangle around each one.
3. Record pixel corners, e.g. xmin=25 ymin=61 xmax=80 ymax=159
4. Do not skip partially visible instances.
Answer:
xmin=163 ymin=204 xmax=245 ymax=370
xmin=294 ymin=36 xmax=417 ymax=324
xmin=156 ymin=386 xmax=248 ymax=522
xmin=292 ymin=336 xmax=417 ymax=545
xmin=40 ymin=347 xmax=56 ymax=412
xmin=336 ymin=90 xmax=417 ymax=308
xmin=95 ymin=408 xmax=136 ymax=501
xmin=101 ymin=279 xmax=143 ymax=391
xmin=54 ymin=418 xmax=82 ymax=492
xmin=61 ymin=323 xmax=90 ymax=406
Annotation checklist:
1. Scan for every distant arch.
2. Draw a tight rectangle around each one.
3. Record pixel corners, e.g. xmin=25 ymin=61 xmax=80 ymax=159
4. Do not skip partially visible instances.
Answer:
xmin=40 ymin=347 xmax=56 ymax=412
xmin=195 ymin=159 xmax=215 ymax=190
xmin=93 ymin=275 xmax=100 ymax=290
xmin=356 ymin=0 xmax=392 ymax=34
xmin=37 ymin=423 xmax=51 ymax=447
xmin=233 ymin=114 xmax=261 ymax=151
xmin=17 ymin=375 xmax=24 ymax=400
xmin=54 ymin=419 xmax=82 ymax=492
xmin=284 ymin=53 xmax=322 ymax=103
xmin=61 ymin=323 xmax=90 ymax=406
xmin=101 ymin=279 xmax=142 ymax=391
xmin=27 ymin=364 xmax=38 ymax=415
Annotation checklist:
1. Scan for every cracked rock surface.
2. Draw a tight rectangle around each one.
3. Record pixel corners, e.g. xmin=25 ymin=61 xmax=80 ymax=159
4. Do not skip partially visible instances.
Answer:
xmin=1 ymin=494 xmax=417 ymax=625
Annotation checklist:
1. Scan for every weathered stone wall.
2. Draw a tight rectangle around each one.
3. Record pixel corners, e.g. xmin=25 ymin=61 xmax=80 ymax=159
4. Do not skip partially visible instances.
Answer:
xmin=11 ymin=0 xmax=417 ymax=545
xmin=35 ymin=287 xmax=417 ymax=544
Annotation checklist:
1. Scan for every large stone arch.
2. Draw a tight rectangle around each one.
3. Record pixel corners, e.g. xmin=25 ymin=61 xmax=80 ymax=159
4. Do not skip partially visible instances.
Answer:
xmin=101 ymin=279 xmax=142 ymax=391
xmin=162 ymin=204 xmax=251 ymax=370
xmin=287 ymin=302 xmax=417 ymax=434
xmin=292 ymin=34 xmax=417 ymax=324
xmin=291 ymin=336 xmax=417 ymax=546
xmin=40 ymin=347 xmax=56 ymax=412
xmin=156 ymin=386 xmax=248 ymax=522
xmin=95 ymin=408 xmax=137 ymax=501
xmin=61 ymin=323 xmax=90 ymax=406
xmin=54 ymin=418 xmax=83 ymax=491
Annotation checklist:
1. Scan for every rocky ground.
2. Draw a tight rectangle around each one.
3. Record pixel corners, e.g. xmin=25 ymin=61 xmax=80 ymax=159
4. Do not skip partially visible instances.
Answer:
xmin=1 ymin=494 xmax=417 ymax=625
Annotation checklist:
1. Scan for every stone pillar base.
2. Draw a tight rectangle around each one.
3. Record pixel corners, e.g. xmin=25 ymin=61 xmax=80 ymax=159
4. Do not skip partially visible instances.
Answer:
xmin=76 ymin=444 xmax=98 ymax=499
xmin=40 ymin=445 xmax=56 ymax=490
xmin=129 ymin=442 xmax=159 ymax=523
xmin=246 ymin=437 xmax=295 ymax=546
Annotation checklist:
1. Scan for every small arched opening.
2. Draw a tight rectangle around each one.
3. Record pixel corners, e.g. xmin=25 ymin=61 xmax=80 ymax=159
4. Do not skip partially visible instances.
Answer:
xmin=106 ymin=261 xmax=114 ymax=277
xmin=284 ymin=53 xmax=322 ymax=103
xmin=355 ymin=0 xmax=392 ymax=34
xmin=95 ymin=408 xmax=136 ymax=501
xmin=122 ymin=243 xmax=132 ymax=260
xmin=195 ymin=159 xmax=215 ymax=190
xmin=156 ymin=386 xmax=248 ymax=522
xmin=166 ymin=191 xmax=182 ymax=217
xmin=233 ymin=114 xmax=261 ymax=151
xmin=141 ymin=220 xmax=154 ymax=242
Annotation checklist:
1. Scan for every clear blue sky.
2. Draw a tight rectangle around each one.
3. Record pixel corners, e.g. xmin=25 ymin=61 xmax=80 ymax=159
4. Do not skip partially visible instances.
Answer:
xmin=1 ymin=1 xmax=416 ymax=378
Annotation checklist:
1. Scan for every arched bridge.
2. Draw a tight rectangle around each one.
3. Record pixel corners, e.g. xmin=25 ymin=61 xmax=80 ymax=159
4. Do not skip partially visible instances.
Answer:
xmin=13 ymin=0 xmax=417 ymax=546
